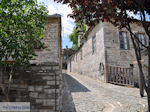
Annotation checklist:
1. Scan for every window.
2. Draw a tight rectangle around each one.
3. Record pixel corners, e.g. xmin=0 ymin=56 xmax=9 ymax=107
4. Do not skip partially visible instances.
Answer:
xmin=81 ymin=49 xmax=82 ymax=60
xmin=92 ymin=36 xmax=96 ymax=53
xmin=76 ymin=54 xmax=77 ymax=62
xmin=137 ymin=33 xmax=146 ymax=49
xmin=119 ymin=31 xmax=129 ymax=50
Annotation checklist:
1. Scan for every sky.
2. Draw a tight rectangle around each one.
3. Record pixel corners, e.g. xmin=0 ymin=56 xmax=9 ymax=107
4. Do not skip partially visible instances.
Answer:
xmin=38 ymin=0 xmax=75 ymax=49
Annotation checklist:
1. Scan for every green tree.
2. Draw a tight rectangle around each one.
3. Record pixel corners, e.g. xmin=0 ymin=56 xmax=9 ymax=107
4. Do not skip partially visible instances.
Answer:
xmin=69 ymin=22 xmax=86 ymax=50
xmin=0 ymin=0 xmax=48 ymax=101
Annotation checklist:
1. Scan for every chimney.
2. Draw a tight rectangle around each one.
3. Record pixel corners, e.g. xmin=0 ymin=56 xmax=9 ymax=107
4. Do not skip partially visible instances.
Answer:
xmin=66 ymin=45 xmax=68 ymax=49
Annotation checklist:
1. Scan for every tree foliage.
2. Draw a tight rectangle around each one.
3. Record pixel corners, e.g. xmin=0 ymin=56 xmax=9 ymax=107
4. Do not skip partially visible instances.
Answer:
xmin=54 ymin=0 xmax=150 ymax=110
xmin=0 ymin=0 xmax=48 ymax=101
xmin=69 ymin=22 xmax=86 ymax=50
xmin=69 ymin=28 xmax=78 ymax=50
xmin=0 ymin=0 xmax=48 ymax=67
xmin=54 ymin=0 xmax=150 ymax=25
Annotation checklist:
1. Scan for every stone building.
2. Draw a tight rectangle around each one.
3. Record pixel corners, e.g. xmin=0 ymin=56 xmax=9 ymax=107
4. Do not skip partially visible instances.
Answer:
xmin=67 ymin=22 xmax=148 ymax=86
xmin=62 ymin=46 xmax=76 ymax=69
xmin=0 ymin=14 xmax=62 ymax=112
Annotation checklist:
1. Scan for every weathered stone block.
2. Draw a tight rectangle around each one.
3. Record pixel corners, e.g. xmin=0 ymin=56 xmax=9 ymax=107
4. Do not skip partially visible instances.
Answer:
xmin=38 ymin=94 xmax=46 ymax=99
xmin=56 ymin=70 xmax=61 ymax=75
xmin=35 ymin=86 xmax=43 ymax=91
xmin=28 ymin=86 xmax=34 ymax=91
xmin=53 ymin=66 xmax=60 ymax=70
xmin=36 ymin=99 xmax=43 ymax=104
xmin=43 ymin=99 xmax=55 ymax=106
xmin=44 ymin=89 xmax=59 ymax=94
xmin=44 ymin=85 xmax=50 ymax=89
xmin=43 ymin=76 xmax=53 ymax=80
xmin=41 ymin=66 xmax=51 ymax=70
xmin=29 ymin=92 xmax=38 ymax=98
xmin=47 ymin=81 xmax=60 ymax=85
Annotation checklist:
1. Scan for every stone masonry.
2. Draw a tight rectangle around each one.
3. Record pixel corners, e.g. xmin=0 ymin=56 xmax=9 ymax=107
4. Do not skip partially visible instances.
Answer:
xmin=31 ymin=14 xmax=62 ymax=64
xmin=67 ymin=22 xmax=148 ymax=85
xmin=0 ymin=63 xmax=62 ymax=112
xmin=68 ymin=23 xmax=106 ymax=81
xmin=0 ymin=14 xmax=62 ymax=112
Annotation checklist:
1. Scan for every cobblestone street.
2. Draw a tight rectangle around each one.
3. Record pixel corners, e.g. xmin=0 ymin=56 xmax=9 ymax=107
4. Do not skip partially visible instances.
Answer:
xmin=62 ymin=72 xmax=148 ymax=112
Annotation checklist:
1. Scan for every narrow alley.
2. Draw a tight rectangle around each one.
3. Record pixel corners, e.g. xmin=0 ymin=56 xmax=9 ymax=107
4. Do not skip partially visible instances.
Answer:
xmin=62 ymin=72 xmax=147 ymax=112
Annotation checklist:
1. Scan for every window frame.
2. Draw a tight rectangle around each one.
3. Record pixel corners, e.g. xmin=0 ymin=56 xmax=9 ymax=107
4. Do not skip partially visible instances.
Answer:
xmin=119 ymin=31 xmax=130 ymax=50
xmin=76 ymin=54 xmax=77 ymax=62
xmin=92 ymin=35 xmax=96 ymax=53
xmin=81 ymin=49 xmax=83 ymax=60
xmin=137 ymin=33 xmax=147 ymax=50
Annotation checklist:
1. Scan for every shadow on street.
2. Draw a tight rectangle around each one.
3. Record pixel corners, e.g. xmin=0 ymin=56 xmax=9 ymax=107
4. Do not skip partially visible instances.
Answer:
xmin=64 ymin=73 xmax=90 ymax=93
xmin=62 ymin=73 xmax=90 ymax=112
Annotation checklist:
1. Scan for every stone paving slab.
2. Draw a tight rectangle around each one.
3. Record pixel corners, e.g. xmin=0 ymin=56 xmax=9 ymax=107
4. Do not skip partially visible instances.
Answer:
xmin=62 ymin=72 xmax=148 ymax=112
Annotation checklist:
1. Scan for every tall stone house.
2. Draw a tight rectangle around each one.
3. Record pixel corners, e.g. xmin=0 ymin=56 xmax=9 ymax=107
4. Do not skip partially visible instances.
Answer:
xmin=29 ymin=14 xmax=63 ymax=111
xmin=0 ymin=14 xmax=62 ymax=112
xmin=67 ymin=22 xmax=148 ymax=86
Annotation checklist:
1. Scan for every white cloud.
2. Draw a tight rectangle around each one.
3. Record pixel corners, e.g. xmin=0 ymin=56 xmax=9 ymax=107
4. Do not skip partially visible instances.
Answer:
xmin=48 ymin=4 xmax=59 ymax=14
xmin=38 ymin=0 xmax=75 ymax=48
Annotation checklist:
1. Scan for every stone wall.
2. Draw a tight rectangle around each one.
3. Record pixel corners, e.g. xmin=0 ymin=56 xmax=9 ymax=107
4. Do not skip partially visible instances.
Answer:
xmin=68 ymin=22 xmax=148 ymax=84
xmin=31 ymin=15 xmax=62 ymax=65
xmin=0 ymin=63 xmax=62 ymax=112
xmin=103 ymin=22 xmax=148 ymax=84
xmin=0 ymin=14 xmax=62 ymax=112
xmin=68 ymin=23 xmax=106 ymax=81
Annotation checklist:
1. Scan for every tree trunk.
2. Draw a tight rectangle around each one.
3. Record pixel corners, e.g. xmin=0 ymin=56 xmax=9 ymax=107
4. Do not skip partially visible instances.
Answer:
xmin=0 ymin=84 xmax=9 ymax=101
xmin=138 ymin=50 xmax=144 ymax=97
xmin=0 ymin=68 xmax=10 ymax=102
xmin=126 ymin=24 xmax=147 ymax=92
xmin=139 ymin=76 xmax=144 ymax=97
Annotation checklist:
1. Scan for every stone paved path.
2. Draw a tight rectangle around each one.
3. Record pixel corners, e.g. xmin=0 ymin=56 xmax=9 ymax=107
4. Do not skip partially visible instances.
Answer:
xmin=62 ymin=72 xmax=148 ymax=112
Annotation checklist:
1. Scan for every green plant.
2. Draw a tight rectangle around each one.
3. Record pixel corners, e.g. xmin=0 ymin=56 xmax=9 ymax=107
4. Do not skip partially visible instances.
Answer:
xmin=69 ymin=22 xmax=86 ymax=50
xmin=0 ymin=0 xmax=48 ymax=101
